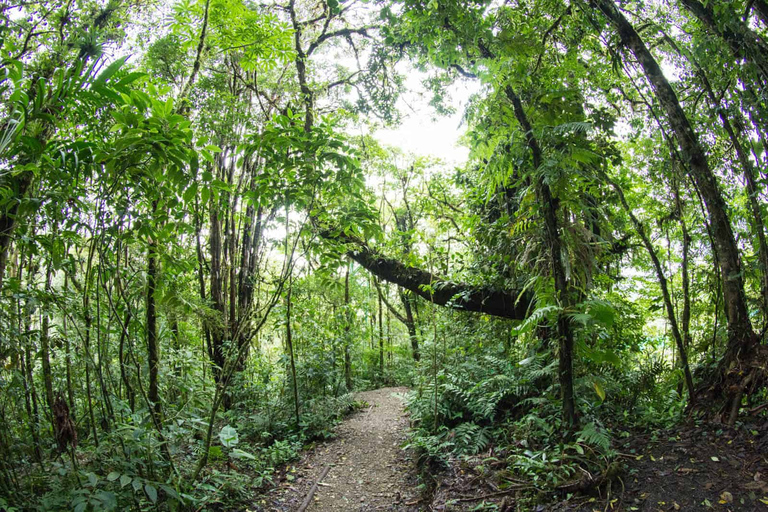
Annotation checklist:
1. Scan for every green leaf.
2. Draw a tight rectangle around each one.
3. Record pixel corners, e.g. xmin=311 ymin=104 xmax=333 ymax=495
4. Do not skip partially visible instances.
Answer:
xmin=219 ymin=425 xmax=239 ymax=448
xmin=145 ymin=484 xmax=158 ymax=504
xmin=94 ymin=57 xmax=128 ymax=86
xmin=593 ymin=380 xmax=606 ymax=401
xmin=183 ymin=183 xmax=198 ymax=203
xmin=160 ymin=484 xmax=180 ymax=501
xmin=230 ymin=448 xmax=256 ymax=460
xmin=96 ymin=490 xmax=118 ymax=510
xmin=106 ymin=471 xmax=120 ymax=482
xmin=120 ymin=474 xmax=132 ymax=488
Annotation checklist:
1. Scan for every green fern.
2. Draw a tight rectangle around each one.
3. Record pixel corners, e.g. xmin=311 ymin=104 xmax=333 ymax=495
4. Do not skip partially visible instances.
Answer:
xmin=576 ymin=421 xmax=611 ymax=451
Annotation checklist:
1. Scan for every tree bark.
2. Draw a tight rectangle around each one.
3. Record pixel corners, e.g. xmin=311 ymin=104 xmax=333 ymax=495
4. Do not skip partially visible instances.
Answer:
xmin=209 ymin=191 xmax=226 ymax=378
xmin=378 ymin=280 xmax=384 ymax=375
xmin=146 ymin=234 xmax=162 ymax=426
xmin=373 ymin=278 xmax=421 ymax=362
xmin=344 ymin=262 xmax=353 ymax=391
xmin=344 ymin=241 xmax=533 ymax=320
xmin=608 ymin=178 xmax=696 ymax=404
xmin=118 ymin=310 xmax=135 ymax=411
xmin=401 ymin=291 xmax=420 ymax=362
xmin=505 ymin=84 xmax=576 ymax=426
xmin=40 ymin=262 xmax=55 ymax=428
xmin=286 ymin=278 xmax=300 ymax=426
xmin=686 ymin=54 xmax=768 ymax=320
xmin=593 ymin=0 xmax=756 ymax=414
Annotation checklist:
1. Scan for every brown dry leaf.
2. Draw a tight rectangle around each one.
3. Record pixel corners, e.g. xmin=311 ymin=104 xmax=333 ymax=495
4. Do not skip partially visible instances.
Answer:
xmin=743 ymin=481 xmax=768 ymax=493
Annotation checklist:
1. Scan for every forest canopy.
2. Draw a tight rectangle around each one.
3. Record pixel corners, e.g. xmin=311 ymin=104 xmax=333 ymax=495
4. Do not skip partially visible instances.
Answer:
xmin=1 ymin=0 xmax=767 ymax=509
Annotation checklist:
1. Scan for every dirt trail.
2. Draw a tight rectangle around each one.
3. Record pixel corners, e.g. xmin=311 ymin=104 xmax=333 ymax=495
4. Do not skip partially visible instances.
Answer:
xmin=269 ymin=387 xmax=421 ymax=511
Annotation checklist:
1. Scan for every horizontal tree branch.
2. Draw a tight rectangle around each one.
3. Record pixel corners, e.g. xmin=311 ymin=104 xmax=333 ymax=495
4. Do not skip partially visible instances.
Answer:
xmin=334 ymin=236 xmax=533 ymax=320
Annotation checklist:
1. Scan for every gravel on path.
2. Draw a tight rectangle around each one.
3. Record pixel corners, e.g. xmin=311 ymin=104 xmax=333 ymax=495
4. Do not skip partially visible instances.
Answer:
xmin=268 ymin=387 xmax=422 ymax=512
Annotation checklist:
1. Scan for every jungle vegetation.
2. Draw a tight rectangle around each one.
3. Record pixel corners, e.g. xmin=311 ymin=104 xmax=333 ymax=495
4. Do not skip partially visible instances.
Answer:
xmin=1 ymin=0 xmax=767 ymax=509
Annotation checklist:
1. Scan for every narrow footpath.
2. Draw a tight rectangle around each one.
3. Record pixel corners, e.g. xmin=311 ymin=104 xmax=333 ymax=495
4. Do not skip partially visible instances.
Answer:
xmin=268 ymin=387 xmax=422 ymax=511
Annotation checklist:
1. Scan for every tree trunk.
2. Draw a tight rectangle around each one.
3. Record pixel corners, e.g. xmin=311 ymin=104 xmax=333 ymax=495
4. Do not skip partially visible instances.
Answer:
xmin=676 ymin=187 xmax=693 ymax=353
xmin=344 ymin=262 xmax=353 ymax=391
xmin=63 ymin=274 xmax=76 ymax=416
xmin=343 ymin=240 xmax=533 ymax=320
xmin=378 ymin=280 xmax=384 ymax=376
xmin=118 ymin=309 xmax=135 ymax=411
xmin=401 ymin=291 xmax=420 ymax=362
xmin=146 ymin=229 xmax=162 ymax=426
xmin=609 ymin=178 xmax=696 ymax=404
xmin=683 ymin=41 xmax=768 ymax=319
xmin=40 ymin=262 xmax=55 ymax=429
xmin=505 ymin=84 xmax=576 ymax=426
xmin=593 ymin=0 xmax=756 ymax=415
xmin=286 ymin=278 xmax=300 ymax=426
xmin=209 ymin=197 xmax=226 ymax=378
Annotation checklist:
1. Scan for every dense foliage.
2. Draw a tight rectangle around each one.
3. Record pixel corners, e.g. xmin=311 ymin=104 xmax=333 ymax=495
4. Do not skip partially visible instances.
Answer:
xmin=1 ymin=0 xmax=767 ymax=509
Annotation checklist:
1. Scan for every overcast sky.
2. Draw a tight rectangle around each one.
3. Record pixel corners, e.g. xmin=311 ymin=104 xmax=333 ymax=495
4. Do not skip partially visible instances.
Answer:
xmin=373 ymin=69 xmax=480 ymax=167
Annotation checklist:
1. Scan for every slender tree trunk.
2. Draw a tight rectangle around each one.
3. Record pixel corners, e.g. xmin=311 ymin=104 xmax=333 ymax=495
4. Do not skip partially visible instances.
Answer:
xmin=344 ymin=263 xmax=353 ymax=391
xmin=40 ymin=261 xmax=55 ymax=429
xmin=63 ymin=274 xmax=75 ymax=416
xmin=401 ymin=291 xmax=420 ymax=361
xmin=378 ymin=281 xmax=384 ymax=376
xmin=209 ymin=193 xmax=226 ymax=380
xmin=609 ymin=179 xmax=696 ymax=404
xmin=20 ymin=348 xmax=42 ymax=463
xmin=676 ymin=189 xmax=693 ymax=353
xmin=593 ymin=0 xmax=756 ymax=414
xmin=118 ymin=309 xmax=134 ymax=411
xmin=146 ymin=221 xmax=162 ymax=427
xmin=506 ymin=85 xmax=576 ymax=426
xmin=194 ymin=203 xmax=214 ymax=367
xmin=688 ymin=58 xmax=768 ymax=319
xmin=84 ymin=303 xmax=98 ymax=444
xmin=286 ymin=278 xmax=300 ymax=426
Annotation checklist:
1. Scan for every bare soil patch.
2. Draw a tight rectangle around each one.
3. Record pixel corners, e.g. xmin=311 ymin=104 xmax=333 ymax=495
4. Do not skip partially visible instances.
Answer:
xmin=267 ymin=387 xmax=423 ymax=511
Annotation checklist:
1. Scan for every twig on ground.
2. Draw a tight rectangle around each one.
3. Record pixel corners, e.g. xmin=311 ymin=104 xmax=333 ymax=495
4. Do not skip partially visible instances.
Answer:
xmin=298 ymin=464 xmax=332 ymax=512
xmin=454 ymin=487 xmax=525 ymax=503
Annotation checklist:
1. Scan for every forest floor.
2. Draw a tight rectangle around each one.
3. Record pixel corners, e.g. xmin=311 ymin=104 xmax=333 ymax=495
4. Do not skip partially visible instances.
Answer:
xmin=262 ymin=390 xmax=768 ymax=511
xmin=421 ymin=420 xmax=768 ymax=511
xmin=604 ymin=420 xmax=768 ymax=512
xmin=266 ymin=387 xmax=422 ymax=511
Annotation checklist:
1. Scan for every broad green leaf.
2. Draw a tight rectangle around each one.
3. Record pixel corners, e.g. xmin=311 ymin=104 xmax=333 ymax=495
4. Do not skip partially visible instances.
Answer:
xmin=145 ymin=484 xmax=158 ymax=504
xmin=219 ymin=425 xmax=239 ymax=448
xmin=593 ymin=380 xmax=606 ymax=401
xmin=230 ymin=448 xmax=256 ymax=460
